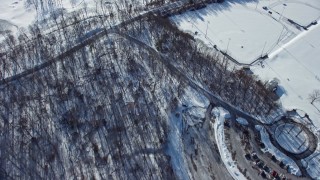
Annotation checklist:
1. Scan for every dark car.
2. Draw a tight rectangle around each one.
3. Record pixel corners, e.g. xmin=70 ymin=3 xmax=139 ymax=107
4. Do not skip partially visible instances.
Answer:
xmin=263 ymin=165 xmax=271 ymax=173
xmin=257 ymin=161 xmax=265 ymax=169
xmin=252 ymin=153 xmax=258 ymax=160
xmin=245 ymin=153 xmax=251 ymax=160
xmin=271 ymin=155 xmax=277 ymax=162
xmin=263 ymin=6 xmax=268 ymax=10
xmin=279 ymin=161 xmax=285 ymax=168
xmin=260 ymin=171 xmax=267 ymax=179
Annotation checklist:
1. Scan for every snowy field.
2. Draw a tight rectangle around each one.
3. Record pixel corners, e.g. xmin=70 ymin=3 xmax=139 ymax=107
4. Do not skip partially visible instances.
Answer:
xmin=0 ymin=0 xmax=36 ymax=35
xmin=275 ymin=123 xmax=309 ymax=154
xmin=270 ymin=1 xmax=320 ymax=27
xmin=0 ymin=0 xmax=98 ymax=36
xmin=252 ymin=23 xmax=320 ymax=128
xmin=171 ymin=0 xmax=320 ymax=130
xmin=171 ymin=0 xmax=285 ymax=64
xmin=253 ymin=1 xmax=320 ymax=131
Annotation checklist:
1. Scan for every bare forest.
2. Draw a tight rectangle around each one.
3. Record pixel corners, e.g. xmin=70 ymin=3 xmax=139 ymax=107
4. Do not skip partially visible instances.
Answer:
xmin=0 ymin=0 xmax=280 ymax=179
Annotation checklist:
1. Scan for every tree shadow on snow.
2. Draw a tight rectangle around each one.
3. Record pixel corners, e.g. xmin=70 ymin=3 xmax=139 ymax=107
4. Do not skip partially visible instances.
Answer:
xmin=173 ymin=0 xmax=259 ymax=24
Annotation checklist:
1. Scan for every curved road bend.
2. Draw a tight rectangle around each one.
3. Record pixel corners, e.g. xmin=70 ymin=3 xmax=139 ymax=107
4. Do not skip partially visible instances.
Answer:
xmin=0 ymin=2 xmax=317 ymax=176
xmin=0 ymin=0 xmax=185 ymax=86
xmin=0 ymin=0 xmax=222 ymax=86
xmin=118 ymin=32 xmax=315 ymax=178
xmin=0 ymin=14 xmax=146 ymax=86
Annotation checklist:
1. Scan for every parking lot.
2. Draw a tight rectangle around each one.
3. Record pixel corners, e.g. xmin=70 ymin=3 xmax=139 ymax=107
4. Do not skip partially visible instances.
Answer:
xmin=224 ymin=117 xmax=309 ymax=179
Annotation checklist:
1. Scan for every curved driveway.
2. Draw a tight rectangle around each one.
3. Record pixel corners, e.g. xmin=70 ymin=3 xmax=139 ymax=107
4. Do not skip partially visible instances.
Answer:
xmin=0 ymin=1 xmax=318 ymax=178
xmin=118 ymin=32 xmax=316 ymax=178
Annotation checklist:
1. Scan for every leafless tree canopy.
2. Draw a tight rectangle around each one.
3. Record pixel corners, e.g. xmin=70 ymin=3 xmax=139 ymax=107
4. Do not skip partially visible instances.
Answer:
xmin=309 ymin=89 xmax=320 ymax=104
xmin=0 ymin=0 xmax=280 ymax=179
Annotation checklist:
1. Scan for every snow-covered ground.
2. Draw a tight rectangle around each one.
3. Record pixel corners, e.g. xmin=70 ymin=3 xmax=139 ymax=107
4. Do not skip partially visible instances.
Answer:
xmin=166 ymin=108 xmax=190 ymax=180
xmin=171 ymin=0 xmax=286 ymax=64
xmin=236 ymin=117 xmax=249 ymax=126
xmin=172 ymin=0 xmax=320 ymax=65
xmin=212 ymin=107 xmax=246 ymax=180
xmin=166 ymin=86 xmax=210 ymax=179
xmin=181 ymin=86 xmax=209 ymax=126
xmin=0 ymin=0 xmax=97 ymax=36
xmin=0 ymin=0 xmax=36 ymax=35
xmin=270 ymin=0 xmax=320 ymax=26
xmin=171 ymin=0 xmax=320 ymax=130
xmin=274 ymin=123 xmax=309 ymax=154
xmin=255 ymin=125 xmax=301 ymax=176
xmin=181 ymin=86 xmax=210 ymax=108
xmin=303 ymin=152 xmax=320 ymax=179
xmin=252 ymin=23 xmax=320 ymax=128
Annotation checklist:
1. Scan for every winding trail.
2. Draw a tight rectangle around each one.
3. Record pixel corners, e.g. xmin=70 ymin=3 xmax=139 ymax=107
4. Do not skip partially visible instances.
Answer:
xmin=118 ymin=32 xmax=316 ymax=178
xmin=0 ymin=0 xmax=213 ymax=86
xmin=0 ymin=0 xmax=318 ymax=178
xmin=0 ymin=14 xmax=146 ymax=86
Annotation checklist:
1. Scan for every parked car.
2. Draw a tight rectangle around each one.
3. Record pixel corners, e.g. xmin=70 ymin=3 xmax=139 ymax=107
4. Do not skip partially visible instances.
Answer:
xmin=271 ymin=170 xmax=278 ymax=178
xmin=263 ymin=165 xmax=271 ymax=173
xmin=260 ymin=171 xmax=267 ymax=179
xmin=252 ymin=153 xmax=259 ymax=160
xmin=257 ymin=161 xmax=265 ymax=169
xmin=245 ymin=153 xmax=251 ymax=160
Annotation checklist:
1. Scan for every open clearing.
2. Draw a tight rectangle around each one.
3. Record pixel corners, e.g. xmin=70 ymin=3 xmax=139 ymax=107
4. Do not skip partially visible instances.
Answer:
xmin=270 ymin=1 xmax=320 ymax=27
xmin=171 ymin=1 xmax=285 ymax=64
xmin=252 ymin=24 xmax=320 ymax=128
xmin=172 ymin=0 xmax=320 ymax=129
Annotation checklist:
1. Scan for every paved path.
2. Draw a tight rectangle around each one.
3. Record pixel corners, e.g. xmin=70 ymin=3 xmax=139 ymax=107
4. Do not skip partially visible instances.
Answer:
xmin=119 ymin=32 xmax=316 ymax=178
xmin=0 ymin=0 xmax=216 ymax=86
xmin=0 ymin=1 xmax=318 ymax=177
xmin=228 ymin=114 xmax=310 ymax=179
xmin=0 ymin=14 xmax=145 ymax=86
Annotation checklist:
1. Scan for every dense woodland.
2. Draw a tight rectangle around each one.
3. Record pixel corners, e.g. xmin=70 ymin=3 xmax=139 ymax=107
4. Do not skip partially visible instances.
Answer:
xmin=123 ymin=16 xmax=279 ymax=117
xmin=0 ymin=0 xmax=279 ymax=179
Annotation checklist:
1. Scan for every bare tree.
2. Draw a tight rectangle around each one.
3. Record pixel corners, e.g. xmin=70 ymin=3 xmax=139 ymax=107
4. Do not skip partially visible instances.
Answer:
xmin=309 ymin=89 xmax=320 ymax=104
